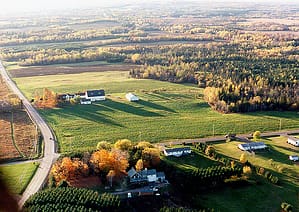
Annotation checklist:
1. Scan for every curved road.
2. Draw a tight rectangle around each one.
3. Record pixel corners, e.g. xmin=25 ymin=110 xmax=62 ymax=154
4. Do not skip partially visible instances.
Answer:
xmin=0 ymin=61 xmax=59 ymax=207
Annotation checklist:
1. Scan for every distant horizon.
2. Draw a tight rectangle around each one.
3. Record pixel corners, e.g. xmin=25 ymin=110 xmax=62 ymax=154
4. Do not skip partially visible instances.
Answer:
xmin=1 ymin=0 xmax=298 ymax=16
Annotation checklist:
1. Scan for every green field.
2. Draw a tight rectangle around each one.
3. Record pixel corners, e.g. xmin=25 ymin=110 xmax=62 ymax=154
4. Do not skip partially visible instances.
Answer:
xmin=0 ymin=162 xmax=39 ymax=194
xmin=199 ymin=137 xmax=299 ymax=212
xmin=14 ymin=71 xmax=299 ymax=153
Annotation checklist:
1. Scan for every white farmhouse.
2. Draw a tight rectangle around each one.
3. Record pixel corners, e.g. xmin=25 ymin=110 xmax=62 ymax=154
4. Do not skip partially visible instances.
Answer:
xmin=126 ymin=93 xmax=139 ymax=102
xmin=287 ymin=136 xmax=299 ymax=147
xmin=163 ymin=147 xmax=191 ymax=157
xmin=86 ymin=90 xmax=105 ymax=101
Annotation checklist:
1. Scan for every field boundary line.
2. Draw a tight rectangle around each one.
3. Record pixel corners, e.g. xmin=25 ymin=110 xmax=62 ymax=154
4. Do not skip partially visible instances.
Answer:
xmin=10 ymin=111 xmax=24 ymax=158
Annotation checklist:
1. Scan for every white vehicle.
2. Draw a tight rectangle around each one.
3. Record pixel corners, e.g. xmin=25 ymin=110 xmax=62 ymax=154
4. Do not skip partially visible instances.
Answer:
xmin=289 ymin=155 xmax=299 ymax=162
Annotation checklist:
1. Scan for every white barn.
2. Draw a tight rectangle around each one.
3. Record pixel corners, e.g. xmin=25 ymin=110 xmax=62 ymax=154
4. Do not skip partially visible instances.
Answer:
xmin=164 ymin=147 xmax=191 ymax=157
xmin=287 ymin=136 xmax=299 ymax=147
xmin=238 ymin=142 xmax=267 ymax=151
xmin=86 ymin=90 xmax=105 ymax=101
xmin=126 ymin=93 xmax=139 ymax=102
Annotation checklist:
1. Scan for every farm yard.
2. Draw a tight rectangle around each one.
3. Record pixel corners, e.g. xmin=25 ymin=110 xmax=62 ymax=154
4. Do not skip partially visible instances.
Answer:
xmin=197 ymin=136 xmax=299 ymax=211
xmin=0 ymin=77 xmax=38 ymax=162
xmin=12 ymin=70 xmax=299 ymax=153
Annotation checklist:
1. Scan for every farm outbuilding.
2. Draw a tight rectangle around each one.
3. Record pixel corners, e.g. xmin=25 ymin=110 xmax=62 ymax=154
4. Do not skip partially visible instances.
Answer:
xmin=163 ymin=147 xmax=192 ymax=157
xmin=86 ymin=90 xmax=105 ymax=101
xmin=238 ymin=142 xmax=267 ymax=151
xmin=80 ymin=98 xmax=92 ymax=105
xmin=126 ymin=93 xmax=139 ymax=102
xmin=287 ymin=136 xmax=299 ymax=147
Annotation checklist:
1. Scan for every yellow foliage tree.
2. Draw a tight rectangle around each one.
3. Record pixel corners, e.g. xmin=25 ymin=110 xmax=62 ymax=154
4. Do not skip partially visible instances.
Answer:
xmin=243 ymin=166 xmax=252 ymax=175
xmin=114 ymin=139 xmax=133 ymax=151
xmin=136 ymin=141 xmax=153 ymax=150
xmin=135 ymin=159 xmax=143 ymax=171
xmin=240 ymin=153 xmax=247 ymax=163
xmin=142 ymin=147 xmax=160 ymax=168
xmin=96 ymin=141 xmax=112 ymax=150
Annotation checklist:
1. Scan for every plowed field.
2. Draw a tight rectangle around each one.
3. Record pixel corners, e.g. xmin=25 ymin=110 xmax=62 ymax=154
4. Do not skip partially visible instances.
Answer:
xmin=0 ymin=77 xmax=37 ymax=162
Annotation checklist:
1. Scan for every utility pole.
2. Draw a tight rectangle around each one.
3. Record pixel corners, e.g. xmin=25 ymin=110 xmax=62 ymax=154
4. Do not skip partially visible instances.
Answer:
xmin=279 ymin=119 xmax=282 ymax=131
xmin=213 ymin=124 xmax=215 ymax=136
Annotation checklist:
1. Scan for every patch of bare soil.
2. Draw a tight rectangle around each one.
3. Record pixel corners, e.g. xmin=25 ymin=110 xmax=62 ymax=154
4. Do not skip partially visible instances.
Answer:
xmin=69 ymin=175 xmax=101 ymax=188
xmin=10 ymin=64 xmax=140 ymax=78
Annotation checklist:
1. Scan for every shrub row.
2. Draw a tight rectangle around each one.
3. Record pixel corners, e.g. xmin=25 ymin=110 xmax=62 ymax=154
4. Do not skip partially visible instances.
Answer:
xmin=23 ymin=187 xmax=120 ymax=211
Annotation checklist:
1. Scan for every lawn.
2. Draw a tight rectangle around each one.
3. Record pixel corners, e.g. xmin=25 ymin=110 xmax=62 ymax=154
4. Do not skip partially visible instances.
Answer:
xmin=13 ymin=71 xmax=299 ymax=153
xmin=0 ymin=162 xmax=39 ymax=194
xmin=202 ymin=137 xmax=299 ymax=212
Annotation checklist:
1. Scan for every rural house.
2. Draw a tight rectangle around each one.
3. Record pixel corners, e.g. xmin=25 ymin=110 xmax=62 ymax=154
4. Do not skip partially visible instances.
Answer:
xmin=126 ymin=93 xmax=139 ymax=102
xmin=238 ymin=142 xmax=267 ymax=151
xmin=127 ymin=167 xmax=166 ymax=184
xmin=86 ymin=89 xmax=105 ymax=101
xmin=57 ymin=93 xmax=75 ymax=102
xmin=163 ymin=147 xmax=192 ymax=157
xmin=287 ymin=136 xmax=299 ymax=147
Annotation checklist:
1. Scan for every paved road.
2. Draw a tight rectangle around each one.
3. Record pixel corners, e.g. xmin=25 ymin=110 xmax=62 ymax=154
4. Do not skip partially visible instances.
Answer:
xmin=157 ymin=129 xmax=299 ymax=148
xmin=0 ymin=61 xmax=59 ymax=207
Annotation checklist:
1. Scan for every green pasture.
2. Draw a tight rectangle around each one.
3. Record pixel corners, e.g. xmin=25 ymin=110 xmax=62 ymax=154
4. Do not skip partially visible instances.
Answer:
xmin=200 ymin=137 xmax=299 ymax=212
xmin=13 ymin=71 xmax=299 ymax=153
xmin=0 ymin=162 xmax=39 ymax=194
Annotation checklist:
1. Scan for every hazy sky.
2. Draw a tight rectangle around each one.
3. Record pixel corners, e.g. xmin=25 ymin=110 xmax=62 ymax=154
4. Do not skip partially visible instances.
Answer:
xmin=1 ymin=0 xmax=297 ymax=14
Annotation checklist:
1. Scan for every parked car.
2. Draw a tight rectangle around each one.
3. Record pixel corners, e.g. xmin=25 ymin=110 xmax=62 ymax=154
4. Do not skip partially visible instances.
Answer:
xmin=289 ymin=155 xmax=299 ymax=162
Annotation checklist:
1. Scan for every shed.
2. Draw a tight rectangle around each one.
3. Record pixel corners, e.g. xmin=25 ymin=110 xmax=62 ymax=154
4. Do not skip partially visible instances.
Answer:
xmin=126 ymin=93 xmax=139 ymax=102
xmin=238 ymin=142 xmax=267 ymax=151
xmin=163 ymin=147 xmax=191 ymax=157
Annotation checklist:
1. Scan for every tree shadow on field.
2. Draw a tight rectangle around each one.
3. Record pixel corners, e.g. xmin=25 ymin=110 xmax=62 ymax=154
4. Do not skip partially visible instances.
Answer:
xmin=99 ymin=99 xmax=163 ymax=117
xmin=53 ymin=104 xmax=123 ymax=127
xmin=256 ymin=146 xmax=294 ymax=166
xmin=135 ymin=99 xmax=176 ymax=113
xmin=244 ymin=110 xmax=299 ymax=119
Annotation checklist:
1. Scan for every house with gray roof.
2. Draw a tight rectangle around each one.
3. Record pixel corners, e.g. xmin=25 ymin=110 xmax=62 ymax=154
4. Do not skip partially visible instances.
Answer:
xmin=127 ymin=167 xmax=165 ymax=184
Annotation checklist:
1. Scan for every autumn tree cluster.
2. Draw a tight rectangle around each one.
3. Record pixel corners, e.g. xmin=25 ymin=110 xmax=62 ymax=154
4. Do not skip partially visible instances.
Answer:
xmin=50 ymin=139 xmax=161 ymax=186
xmin=34 ymin=88 xmax=58 ymax=108
xmin=50 ymin=157 xmax=89 ymax=185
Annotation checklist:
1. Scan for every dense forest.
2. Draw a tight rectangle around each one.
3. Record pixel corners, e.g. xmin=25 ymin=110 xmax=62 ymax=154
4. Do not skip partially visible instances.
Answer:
xmin=0 ymin=3 xmax=298 ymax=113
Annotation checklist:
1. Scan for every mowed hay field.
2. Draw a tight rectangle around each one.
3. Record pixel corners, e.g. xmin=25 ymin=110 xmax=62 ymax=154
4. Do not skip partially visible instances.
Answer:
xmin=199 ymin=136 xmax=299 ymax=212
xmin=0 ymin=162 xmax=39 ymax=194
xmin=13 ymin=70 xmax=299 ymax=153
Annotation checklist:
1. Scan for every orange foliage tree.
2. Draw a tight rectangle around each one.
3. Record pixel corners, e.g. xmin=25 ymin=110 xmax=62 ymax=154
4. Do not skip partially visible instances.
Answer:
xmin=90 ymin=149 xmax=129 ymax=177
xmin=35 ymin=88 xmax=58 ymax=108
xmin=50 ymin=157 xmax=89 ymax=185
